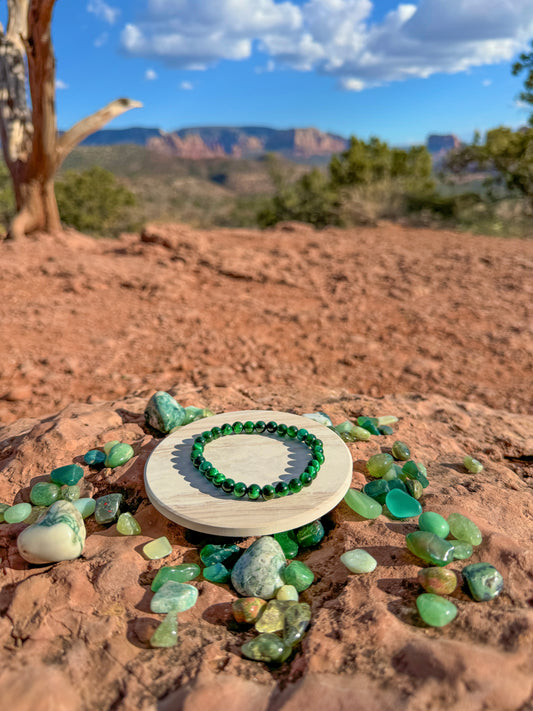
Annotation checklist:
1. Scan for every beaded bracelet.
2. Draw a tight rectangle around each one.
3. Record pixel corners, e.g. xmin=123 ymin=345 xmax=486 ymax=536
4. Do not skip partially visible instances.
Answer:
xmin=190 ymin=420 xmax=325 ymax=500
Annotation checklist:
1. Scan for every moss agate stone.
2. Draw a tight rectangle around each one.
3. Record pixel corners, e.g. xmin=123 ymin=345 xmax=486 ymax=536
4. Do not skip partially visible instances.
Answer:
xmin=105 ymin=443 xmax=134 ymax=468
xmin=232 ymin=597 xmax=267 ymax=624
xmin=231 ymin=536 xmax=286 ymax=599
xmin=274 ymin=531 xmax=299 ymax=559
xmin=30 ymin=482 xmax=61 ymax=507
xmin=418 ymin=512 xmax=450 ymax=538
xmin=84 ymin=449 xmax=106 ymax=467
xmin=296 ymin=520 xmax=324 ymax=548
xmin=150 ymin=612 xmax=178 ymax=648
xmin=241 ymin=633 xmax=289 ymax=663
xmin=73 ymin=498 xmax=96 ymax=519
xmin=152 ymin=564 xmax=201 ymax=591
xmin=464 ymin=455 xmax=483 ymax=473
xmin=276 ymin=584 xmax=299 ymax=601
xmin=344 ymin=489 xmax=382 ymax=519
xmin=143 ymin=536 xmax=172 ymax=560
xmin=255 ymin=600 xmax=296 ymax=633
xmin=203 ymin=562 xmax=231 ymax=583
xmin=4 ymin=503 xmax=32 ymax=523
xmin=366 ymin=453 xmax=394 ymax=478
xmin=17 ymin=500 xmax=85 ymax=564
xmin=385 ymin=489 xmax=422 ymax=519
xmin=281 ymin=561 xmax=314 ymax=592
xmin=145 ymin=391 xmax=186 ymax=433
xmin=50 ymin=464 xmax=84 ymax=486
xmin=283 ymin=602 xmax=311 ymax=646
xmin=60 ymin=485 xmax=81 ymax=502
xmin=150 ymin=581 xmax=198 ymax=613
xmin=451 ymin=540 xmax=473 ymax=560
xmin=200 ymin=543 xmax=240 ymax=567
xmin=447 ymin=512 xmax=482 ymax=546
xmin=416 ymin=593 xmax=458 ymax=627
xmin=116 ymin=512 xmax=141 ymax=535
xmin=94 ymin=493 xmax=122 ymax=524
xmin=417 ymin=567 xmax=457 ymax=595
xmin=341 ymin=549 xmax=377 ymax=574
xmin=462 ymin=563 xmax=503 ymax=601
xmin=406 ymin=531 xmax=454 ymax=566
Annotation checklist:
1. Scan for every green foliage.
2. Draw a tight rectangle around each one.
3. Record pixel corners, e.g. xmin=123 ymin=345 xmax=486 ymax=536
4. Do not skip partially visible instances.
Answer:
xmin=0 ymin=161 xmax=15 ymax=233
xmin=55 ymin=166 xmax=137 ymax=236
xmin=512 ymin=39 xmax=533 ymax=126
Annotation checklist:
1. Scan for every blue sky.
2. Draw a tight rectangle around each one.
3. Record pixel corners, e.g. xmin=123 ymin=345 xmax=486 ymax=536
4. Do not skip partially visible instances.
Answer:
xmin=11 ymin=0 xmax=533 ymax=144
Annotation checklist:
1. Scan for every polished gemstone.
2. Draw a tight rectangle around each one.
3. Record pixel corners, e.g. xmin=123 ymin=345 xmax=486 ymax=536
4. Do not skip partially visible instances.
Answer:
xmin=266 ymin=421 xmax=278 ymax=433
xmin=376 ymin=416 xmax=398 ymax=426
xmin=416 ymin=593 xmax=458 ymax=627
xmin=182 ymin=405 xmax=205 ymax=424
xmin=299 ymin=472 xmax=313 ymax=487
xmin=275 ymin=482 xmax=289 ymax=497
xmin=462 ymin=563 xmax=503 ymax=601
xmin=234 ymin=482 xmax=247 ymax=498
xmin=116 ymin=512 xmax=141 ymax=535
xmin=4 ymin=503 xmax=32 ymax=523
xmin=213 ymin=472 xmax=226 ymax=487
xmin=388 ymin=478 xmax=408 ymax=493
xmin=383 ymin=465 xmax=403 ymax=481
xmin=451 ymin=540 xmax=473 ymax=560
xmin=281 ymin=561 xmax=314 ymax=592
xmin=405 ymin=531 xmax=455 ymax=566
xmin=247 ymin=484 xmax=261 ymax=500
xmin=262 ymin=484 xmax=276 ymax=500
xmin=340 ymin=549 xmax=377 ymax=573
xmin=221 ymin=478 xmax=235 ymax=494
xmin=200 ymin=543 xmax=240 ymax=567
xmin=143 ymin=536 xmax=172 ymax=560
xmin=30 ymin=481 xmax=61 ymax=507
xmin=378 ymin=425 xmax=394 ymax=435
xmin=94 ymin=493 xmax=122 ymax=524
xmin=402 ymin=461 xmax=429 ymax=488
xmin=16 ymin=500 xmax=85 ymax=564
xmin=464 ymin=455 xmax=483 ymax=473
xmin=418 ymin=512 xmax=450 ymax=538
xmin=366 ymin=453 xmax=394 ymax=478
xmin=255 ymin=600 xmax=297 ymax=633
xmin=392 ymin=441 xmax=410 ymax=460
xmin=296 ymin=520 xmax=324 ymax=547
xmin=105 ymin=443 xmax=134 ymax=468
xmin=241 ymin=633 xmax=288 ymax=663
xmin=221 ymin=424 xmax=233 ymax=436
xmin=150 ymin=612 xmax=178 ymax=648
xmin=344 ymin=489 xmax=382 ymax=519
xmin=231 ymin=536 xmax=286 ymax=599
xmin=60 ymin=485 xmax=80 ymax=502
xmin=276 ymin=424 xmax=287 ymax=436
xmin=203 ymin=562 xmax=231 ymax=583
xmin=150 ymin=581 xmax=198 ymax=613
xmin=254 ymin=420 xmax=266 ymax=433
xmin=363 ymin=479 xmax=389 ymax=504
xmin=144 ymin=391 xmax=186 ymax=433
xmin=274 ymin=530 xmax=298 ymax=559
xmin=334 ymin=421 xmax=372 ymax=442
xmin=210 ymin=426 xmax=222 ymax=439
xmin=103 ymin=440 xmax=120 ymax=454
xmin=0 ymin=503 xmax=9 ymax=523
xmin=243 ymin=421 xmax=254 ymax=433
xmin=288 ymin=478 xmax=302 ymax=494
xmin=357 ymin=416 xmax=381 ymax=435
xmin=286 ymin=426 xmax=298 ymax=439
xmin=303 ymin=411 xmax=332 ymax=427
xmin=447 ymin=512 xmax=482 ymax=546
xmin=50 ymin=463 xmax=84 ymax=486
xmin=405 ymin=479 xmax=423 ymax=499
xmin=84 ymin=449 xmax=106 ymax=467
xmin=151 ymin=564 xmax=201 ymax=591
xmin=232 ymin=421 xmax=244 ymax=433
xmin=417 ymin=567 xmax=457 ymax=595
xmin=73 ymin=498 xmax=96 ymax=518
xmin=283 ymin=602 xmax=311 ymax=646
xmin=276 ymin=584 xmax=299 ymax=601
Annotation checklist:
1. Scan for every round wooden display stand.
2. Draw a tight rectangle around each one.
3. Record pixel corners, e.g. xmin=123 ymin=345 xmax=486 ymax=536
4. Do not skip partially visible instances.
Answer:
xmin=144 ymin=410 xmax=353 ymax=537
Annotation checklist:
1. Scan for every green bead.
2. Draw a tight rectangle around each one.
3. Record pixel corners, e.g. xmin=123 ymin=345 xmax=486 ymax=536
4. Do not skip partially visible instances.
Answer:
xmin=247 ymin=484 xmax=261 ymax=500
xmin=30 ymin=481 xmax=61 ymax=506
xmin=60 ymin=485 xmax=80 ymax=502
xmin=193 ymin=435 xmax=206 ymax=446
xmin=150 ymin=581 xmax=198 ymax=613
xmin=299 ymin=472 xmax=313 ymax=487
xmin=234 ymin=482 xmax=247 ymax=498
xmin=243 ymin=420 xmax=255 ymax=433
xmin=262 ymin=485 xmax=276 ymax=500
xmin=416 ymin=593 xmax=458 ymax=627
xmin=152 ymin=564 xmax=201 ymax=591
xmin=105 ymin=443 xmax=134 ymax=468
xmin=213 ymin=472 xmax=226 ymax=487
xmin=286 ymin=426 xmax=298 ymax=439
xmin=201 ymin=430 xmax=213 ymax=442
xmin=341 ymin=549 xmax=377 ymax=573
xmin=275 ymin=481 xmax=289 ymax=497
xmin=305 ymin=432 xmax=316 ymax=445
xmin=210 ymin=426 xmax=222 ymax=438
xmin=4 ymin=503 xmax=32 ymax=524
xmin=385 ymin=489 xmax=422 ymax=519
xmin=418 ymin=512 xmax=450 ymax=538
xmin=144 ymin=391 xmax=186 ymax=433
xmin=296 ymin=520 xmax=324 ymax=547
xmin=203 ymin=562 xmax=231 ymax=583
xmin=282 ymin=560 xmax=314 ymax=592
xmin=288 ymin=478 xmax=302 ymax=494
xmin=254 ymin=420 xmax=266 ymax=433
xmin=84 ymin=449 xmax=106 ymax=467
xmin=115 ymin=512 xmax=140 ymax=535
xmin=266 ymin=421 xmax=278 ymax=433
xmin=464 ymin=455 xmax=483 ymax=473
xmin=50 ymin=463 xmax=84 ymax=486
xmin=222 ymin=478 xmax=235 ymax=494
xmin=313 ymin=451 xmax=325 ymax=464
xmin=232 ymin=421 xmax=244 ymax=433
xmin=462 ymin=563 xmax=503 ymax=601
xmin=143 ymin=536 xmax=172 ymax=560
xmin=274 ymin=530 xmax=298 ymax=559
xmin=405 ymin=531 xmax=454 ymax=566
xmin=73 ymin=498 xmax=96 ymax=518
xmin=296 ymin=428 xmax=308 ymax=441
xmin=150 ymin=612 xmax=178 ymax=648
xmin=94 ymin=493 xmax=122 ymax=524
xmin=392 ymin=441 xmax=410 ymax=460
xmin=363 ymin=479 xmax=389 ymax=504
xmin=241 ymin=633 xmax=288 ymax=663
xmin=405 ymin=479 xmax=423 ymax=499
xmin=205 ymin=466 xmax=217 ymax=481
xmin=200 ymin=543 xmax=240 ymax=567
xmin=451 ymin=540 xmax=474 ymax=560
xmin=221 ymin=423 xmax=233 ymax=436
xmin=417 ymin=567 xmax=457 ymax=595
xmin=276 ymin=424 xmax=287 ymax=436
xmin=344 ymin=489 xmax=382 ymax=519
xmin=447 ymin=512 xmax=482 ymax=545
xmin=366 ymin=453 xmax=394 ymax=478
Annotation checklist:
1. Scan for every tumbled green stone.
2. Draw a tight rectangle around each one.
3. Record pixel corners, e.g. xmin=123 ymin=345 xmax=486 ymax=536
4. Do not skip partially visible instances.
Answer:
xmin=341 ymin=549 xmax=377 ymax=574
xmin=16 ymin=500 xmax=85 ymax=564
xmin=50 ymin=463 xmax=84 ymax=486
xmin=418 ymin=512 xmax=450 ymax=538
xmin=200 ymin=543 xmax=240 ymax=567
xmin=73 ymin=498 xmax=96 ymax=518
xmin=105 ymin=443 xmax=134 ymax=468
xmin=447 ymin=512 xmax=482 ymax=546
xmin=61 ymin=485 xmax=80 ymax=502
xmin=406 ymin=531 xmax=455 ymax=566
xmin=255 ymin=600 xmax=296 ymax=633
xmin=0 ymin=503 xmax=9 ymax=523
xmin=241 ymin=633 xmax=288 ymax=663
xmin=4 ymin=503 xmax=32 ymax=523
xmin=234 ymin=482 xmax=247 ymax=498
xmin=232 ymin=597 xmax=267 ymax=623
xmin=247 ymin=484 xmax=261 ymax=500
xmin=94 ymin=493 xmax=122 ymax=524
xmin=451 ymin=540 xmax=473 ymax=560
xmin=151 ymin=564 xmax=201 ymax=591
xmin=283 ymin=602 xmax=311 ymax=646
xmin=203 ymin=562 xmax=231 ymax=583
xmin=231 ymin=537 xmax=286 ymax=599
xmin=182 ymin=405 xmax=205 ymax=425
xmin=405 ymin=479 xmax=423 ymax=499
xmin=417 ymin=567 xmax=457 ymax=595
xmin=416 ymin=593 xmax=458 ymax=627
xmin=383 ymin=464 xmax=402 ymax=481
xmin=303 ymin=411 xmax=332 ymax=426
xmin=388 ymin=478 xmax=408 ymax=493
xmin=30 ymin=481 xmax=61 ymax=507
xmin=296 ymin=520 xmax=324 ymax=547
xmin=462 ymin=562 xmax=503 ymax=601
xmin=281 ymin=561 xmax=314 ymax=592
xmin=356 ymin=416 xmax=380 ymax=435
xmin=150 ymin=612 xmax=178 ymax=648
xmin=262 ymin=484 xmax=276 ymax=500
xmin=366 ymin=453 xmax=394 ymax=478
xmin=344 ymin=489 xmax=382 ymax=519
xmin=84 ymin=449 xmax=106 ymax=467
xmin=116 ymin=512 xmax=141 ymax=535
xmin=24 ymin=506 xmax=48 ymax=525
xmin=103 ymin=440 xmax=120 ymax=454
xmin=144 ymin=391 xmax=186 ymax=433
xmin=143 ymin=536 xmax=172 ymax=560
xmin=392 ymin=440 xmax=410 ymax=460
xmin=276 ymin=584 xmax=299 ymax=601
xmin=464 ymin=455 xmax=483 ymax=474
xmin=274 ymin=531 xmax=299 ymax=559
xmin=378 ymin=425 xmax=394 ymax=435
xmin=363 ymin=479 xmax=389 ymax=504
xmin=377 ymin=415 xmax=398 ymax=426
xmin=334 ymin=421 xmax=372 ymax=442
xmin=150 ymin=581 xmax=198 ymax=613
xmin=402 ymin=461 xmax=429 ymax=488
xmin=275 ymin=482 xmax=289 ymax=497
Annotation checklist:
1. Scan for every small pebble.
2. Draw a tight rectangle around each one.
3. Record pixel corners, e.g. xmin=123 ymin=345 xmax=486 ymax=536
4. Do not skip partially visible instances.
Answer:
xmin=152 ymin=564 xmax=201 ymax=591
xmin=105 ymin=443 xmax=134 ymax=468
xmin=0 ymin=503 xmax=9 ymax=523
xmin=405 ymin=479 xmax=423 ymax=499
xmin=366 ymin=453 xmax=394 ymax=478
xmin=406 ymin=531 xmax=454 ymax=566
xmin=232 ymin=597 xmax=266 ymax=624
xmin=462 ymin=562 xmax=503 ymax=601
xmin=385 ymin=489 xmax=422 ymax=519
xmin=84 ymin=449 xmax=106 ymax=467
xmin=376 ymin=416 xmax=398 ymax=426
xmin=116 ymin=512 xmax=141 ymax=535
xmin=341 ymin=549 xmax=377 ymax=573
xmin=143 ymin=536 xmax=172 ymax=560
xmin=392 ymin=441 xmax=410 ymax=460
xmin=418 ymin=511 xmax=450 ymax=538
xmin=150 ymin=612 xmax=178 ymax=648
xmin=30 ymin=482 xmax=61 ymax=507
xmin=4 ymin=503 xmax=32 ymax=523
xmin=464 ymin=455 xmax=483 ymax=473
xmin=94 ymin=493 xmax=122 ymax=524
xmin=281 ymin=561 xmax=314 ymax=592
xmin=50 ymin=463 xmax=84 ymax=486
xmin=273 ymin=531 xmax=299 ymax=559
xmin=61 ymin=485 xmax=81 ymax=502
xmin=283 ymin=602 xmax=311 ymax=646
xmin=150 ymin=581 xmax=198 ymax=613
xmin=416 ymin=593 xmax=458 ymax=627
xmin=103 ymin=440 xmax=120 ymax=454
xmin=73 ymin=498 xmax=96 ymax=518
xmin=144 ymin=391 xmax=186 ymax=433
xmin=417 ymin=567 xmax=457 ymax=595
xmin=295 ymin=520 xmax=324 ymax=547
xmin=276 ymin=585 xmax=299 ymax=601
xmin=241 ymin=633 xmax=289 ymax=663
xmin=255 ymin=600 xmax=296 ymax=633
xmin=451 ymin=540 xmax=474 ymax=560
xmin=447 ymin=512 xmax=482 ymax=546
xmin=203 ymin=562 xmax=231 ymax=583
xmin=200 ymin=543 xmax=240 ymax=567
xmin=344 ymin=489 xmax=382 ymax=519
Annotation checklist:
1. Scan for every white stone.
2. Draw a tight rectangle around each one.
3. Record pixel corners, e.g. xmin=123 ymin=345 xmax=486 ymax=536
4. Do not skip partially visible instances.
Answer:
xmin=340 ymin=548 xmax=377 ymax=574
xmin=17 ymin=500 xmax=86 ymax=564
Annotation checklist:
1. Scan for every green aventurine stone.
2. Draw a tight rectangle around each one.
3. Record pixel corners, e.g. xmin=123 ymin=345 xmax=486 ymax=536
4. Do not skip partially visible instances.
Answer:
xmin=274 ymin=531 xmax=299 ymax=559
xmin=103 ymin=440 xmax=120 ymax=454
xmin=105 ymin=443 xmax=134 ymax=468
xmin=392 ymin=441 xmax=410 ymax=460
xmin=462 ymin=562 xmax=504 ymax=601
xmin=366 ymin=453 xmax=394 ymax=478
xmin=296 ymin=520 xmax=324 ymax=547
xmin=61 ymin=485 xmax=81 ymax=502
xmin=386 ymin=490 xmax=422 ymax=520
xmin=447 ymin=512 xmax=482 ymax=546
xmin=30 ymin=481 xmax=61 ymax=506
xmin=451 ymin=540 xmax=473 ymax=560
xmin=418 ymin=511 xmax=450 ymax=538
xmin=344 ymin=489 xmax=382 ymax=519
xmin=416 ymin=593 xmax=458 ymax=627
xmin=145 ymin=391 xmax=186 ymax=433
xmin=84 ymin=449 xmax=106 ymax=467
xmin=116 ymin=512 xmax=141 ymax=535
xmin=255 ymin=600 xmax=297 ymax=633
xmin=150 ymin=612 xmax=178 ymax=648
xmin=150 ymin=581 xmax=198 ymax=613
xmin=73 ymin=498 xmax=96 ymax=518
xmin=4 ymin=503 xmax=32 ymax=523
xmin=281 ymin=561 xmax=314 ymax=592
xmin=241 ymin=633 xmax=288 ymax=663
xmin=283 ymin=602 xmax=311 ymax=646
xmin=200 ymin=543 xmax=240 ymax=567
xmin=405 ymin=531 xmax=455 ymax=566
xmin=464 ymin=455 xmax=483 ymax=473
xmin=341 ymin=549 xmax=377 ymax=574
xmin=417 ymin=567 xmax=457 ymax=595
xmin=50 ymin=463 xmax=84 ymax=486
xmin=388 ymin=478 xmax=408 ymax=493
xmin=203 ymin=562 xmax=231 ymax=583
xmin=94 ymin=493 xmax=122 ymax=524
xmin=143 ymin=536 xmax=172 ymax=560
xmin=152 ymin=564 xmax=201 ymax=591
xmin=363 ymin=479 xmax=389 ymax=504
xmin=0 ymin=503 xmax=9 ymax=522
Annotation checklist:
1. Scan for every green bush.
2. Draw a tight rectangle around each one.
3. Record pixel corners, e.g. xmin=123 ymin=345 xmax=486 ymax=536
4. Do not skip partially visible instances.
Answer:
xmin=0 ymin=162 xmax=15 ymax=233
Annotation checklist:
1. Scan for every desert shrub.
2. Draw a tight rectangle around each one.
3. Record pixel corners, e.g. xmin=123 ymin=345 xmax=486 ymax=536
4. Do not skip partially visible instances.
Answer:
xmin=0 ymin=162 xmax=15 ymax=233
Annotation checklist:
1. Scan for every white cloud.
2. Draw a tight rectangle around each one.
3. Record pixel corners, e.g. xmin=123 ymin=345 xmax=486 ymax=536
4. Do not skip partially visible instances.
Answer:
xmin=482 ymin=78 xmax=492 ymax=86
xmin=87 ymin=0 xmax=120 ymax=25
xmin=94 ymin=32 xmax=109 ymax=47
xmin=55 ymin=79 xmax=68 ymax=90
xmin=180 ymin=81 xmax=193 ymax=90
xmin=120 ymin=0 xmax=533 ymax=90
xmin=145 ymin=68 xmax=158 ymax=80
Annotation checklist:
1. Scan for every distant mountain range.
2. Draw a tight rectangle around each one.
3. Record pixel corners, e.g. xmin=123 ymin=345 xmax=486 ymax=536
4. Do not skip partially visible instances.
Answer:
xmin=80 ymin=126 xmax=460 ymax=161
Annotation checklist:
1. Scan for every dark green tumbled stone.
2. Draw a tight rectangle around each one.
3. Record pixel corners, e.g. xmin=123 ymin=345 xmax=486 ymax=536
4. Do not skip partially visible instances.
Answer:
xmin=462 ymin=563 xmax=504 ymax=601
xmin=241 ymin=633 xmax=288 ymax=663
xmin=402 ymin=461 xmax=429 ymax=488
xmin=94 ymin=493 xmax=122 ymax=524
xmin=378 ymin=425 xmax=394 ymax=435
xmin=152 ymin=564 xmax=201 ymax=591
xmin=262 ymin=485 xmax=276 ymax=500
xmin=296 ymin=428 xmax=308 ymax=441
xmin=84 ymin=449 xmax=106 ymax=467
xmin=222 ymin=478 xmax=235 ymax=494
xmin=247 ymin=484 xmax=261 ymax=500
xmin=243 ymin=421 xmax=255 ymax=433
xmin=299 ymin=472 xmax=313 ymax=487
xmin=266 ymin=421 xmax=278 ymax=433
xmin=392 ymin=441 xmax=410 ymax=460
xmin=405 ymin=531 xmax=454 ymax=566
xmin=282 ymin=561 xmax=314 ymax=591
xmin=296 ymin=520 xmax=324 ymax=547
xmin=275 ymin=482 xmax=289 ymax=497
xmin=200 ymin=543 xmax=240 ymax=567
xmin=277 ymin=424 xmax=287 ymax=436
xmin=213 ymin=472 xmax=226 ymax=487
xmin=287 ymin=426 xmax=298 ymax=439
xmin=363 ymin=479 xmax=389 ymax=504
xmin=274 ymin=530 xmax=298 ymax=558
xmin=234 ymin=482 xmax=247 ymax=498
xmin=50 ymin=463 xmax=84 ymax=486
xmin=232 ymin=421 xmax=244 ymax=433
xmin=203 ymin=562 xmax=231 ymax=583
xmin=288 ymin=478 xmax=302 ymax=494
xmin=385 ymin=489 xmax=422 ymax=519
xmin=254 ymin=421 xmax=266 ymax=433
xmin=357 ymin=416 xmax=381 ymax=435
xmin=388 ymin=479 xmax=408 ymax=493
xmin=30 ymin=481 xmax=61 ymax=506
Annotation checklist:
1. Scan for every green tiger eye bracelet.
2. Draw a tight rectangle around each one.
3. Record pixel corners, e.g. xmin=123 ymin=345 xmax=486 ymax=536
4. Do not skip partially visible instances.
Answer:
xmin=190 ymin=420 xmax=325 ymax=501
